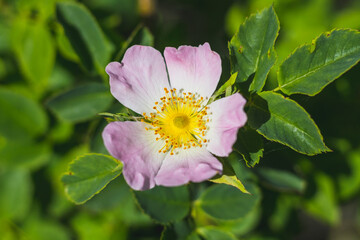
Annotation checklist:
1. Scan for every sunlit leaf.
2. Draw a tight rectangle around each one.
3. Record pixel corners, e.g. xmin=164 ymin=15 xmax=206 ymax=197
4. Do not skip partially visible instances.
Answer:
xmin=23 ymin=213 xmax=71 ymax=240
xmin=338 ymin=149 xmax=360 ymax=200
xmin=210 ymin=72 xmax=238 ymax=102
xmin=247 ymin=91 xmax=330 ymax=155
xmin=197 ymin=227 xmax=237 ymax=240
xmin=12 ymin=20 xmax=55 ymax=92
xmin=304 ymin=172 xmax=339 ymax=225
xmin=62 ymin=153 xmax=123 ymax=204
xmin=210 ymin=175 xmax=250 ymax=194
xmin=229 ymin=6 xmax=279 ymax=92
xmin=56 ymin=26 xmax=80 ymax=63
xmin=71 ymin=212 xmax=126 ymax=240
xmin=277 ymin=29 xmax=360 ymax=96
xmin=0 ymin=168 xmax=33 ymax=221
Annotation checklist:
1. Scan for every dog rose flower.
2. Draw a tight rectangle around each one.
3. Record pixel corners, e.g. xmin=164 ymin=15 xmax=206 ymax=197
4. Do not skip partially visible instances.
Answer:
xmin=102 ymin=43 xmax=247 ymax=190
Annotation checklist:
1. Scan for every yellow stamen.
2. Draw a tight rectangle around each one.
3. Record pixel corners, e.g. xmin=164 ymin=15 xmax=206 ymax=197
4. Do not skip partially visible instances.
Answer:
xmin=143 ymin=88 xmax=210 ymax=154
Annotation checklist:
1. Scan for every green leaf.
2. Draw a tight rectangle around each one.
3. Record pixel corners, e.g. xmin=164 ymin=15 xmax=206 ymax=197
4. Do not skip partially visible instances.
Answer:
xmin=247 ymin=91 xmax=329 ymax=155
xmin=0 ymin=141 xmax=51 ymax=171
xmin=209 ymin=156 xmax=250 ymax=194
xmin=161 ymin=219 xmax=196 ymax=240
xmin=71 ymin=212 xmax=126 ymax=240
xmin=0 ymin=88 xmax=48 ymax=140
xmin=0 ymin=168 xmax=33 ymax=221
xmin=210 ymin=72 xmax=238 ymax=103
xmin=256 ymin=167 xmax=306 ymax=193
xmin=134 ymin=186 xmax=190 ymax=224
xmin=197 ymin=227 xmax=237 ymax=240
xmin=12 ymin=20 xmax=55 ymax=93
xmin=62 ymin=153 xmax=123 ymax=204
xmin=56 ymin=1 xmax=113 ymax=76
xmin=48 ymin=64 xmax=74 ymax=91
xmin=46 ymin=83 xmax=113 ymax=123
xmin=115 ymin=24 xmax=154 ymax=61
xmin=210 ymin=175 xmax=250 ymax=194
xmin=216 ymin=206 xmax=261 ymax=236
xmin=304 ymin=172 xmax=339 ymax=225
xmin=277 ymin=29 xmax=360 ymax=96
xmin=56 ymin=26 xmax=80 ymax=63
xmin=23 ymin=214 xmax=71 ymax=240
xmin=229 ymin=6 xmax=279 ymax=92
xmin=338 ymin=149 xmax=360 ymax=199
xmin=198 ymin=183 xmax=261 ymax=220
xmin=235 ymin=127 xmax=264 ymax=167
xmin=268 ymin=194 xmax=299 ymax=231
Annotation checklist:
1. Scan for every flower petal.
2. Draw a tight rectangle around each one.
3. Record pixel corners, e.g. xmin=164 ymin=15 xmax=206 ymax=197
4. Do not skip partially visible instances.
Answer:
xmin=206 ymin=93 xmax=247 ymax=157
xmin=102 ymin=121 xmax=166 ymax=190
xmin=164 ymin=43 xmax=221 ymax=99
xmin=106 ymin=45 xmax=170 ymax=115
xmin=155 ymin=148 xmax=222 ymax=187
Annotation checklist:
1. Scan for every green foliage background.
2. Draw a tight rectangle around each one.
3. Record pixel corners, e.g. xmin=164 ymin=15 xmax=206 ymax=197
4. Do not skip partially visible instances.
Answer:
xmin=1 ymin=0 xmax=360 ymax=239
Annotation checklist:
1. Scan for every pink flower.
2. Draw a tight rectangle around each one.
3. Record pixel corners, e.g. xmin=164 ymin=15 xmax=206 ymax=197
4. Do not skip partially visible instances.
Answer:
xmin=102 ymin=43 xmax=247 ymax=191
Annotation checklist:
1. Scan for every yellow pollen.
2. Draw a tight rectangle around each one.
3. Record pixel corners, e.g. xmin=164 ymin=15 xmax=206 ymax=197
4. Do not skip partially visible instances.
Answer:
xmin=143 ymin=88 xmax=210 ymax=154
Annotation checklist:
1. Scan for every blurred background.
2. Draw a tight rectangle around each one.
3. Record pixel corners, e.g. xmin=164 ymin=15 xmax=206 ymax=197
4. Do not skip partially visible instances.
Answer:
xmin=0 ymin=0 xmax=360 ymax=239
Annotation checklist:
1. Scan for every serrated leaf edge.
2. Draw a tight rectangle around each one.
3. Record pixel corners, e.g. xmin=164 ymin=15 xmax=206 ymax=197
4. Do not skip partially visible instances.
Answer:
xmin=62 ymin=153 xmax=122 ymax=204
xmin=276 ymin=28 xmax=360 ymax=96
xmin=250 ymin=91 xmax=331 ymax=155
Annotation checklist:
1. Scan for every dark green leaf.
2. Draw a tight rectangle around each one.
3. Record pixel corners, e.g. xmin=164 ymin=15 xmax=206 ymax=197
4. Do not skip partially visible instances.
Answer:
xmin=62 ymin=153 xmax=123 ymax=204
xmin=198 ymin=183 xmax=261 ymax=220
xmin=46 ymin=83 xmax=113 ymax=123
xmin=229 ymin=6 xmax=279 ymax=92
xmin=256 ymin=167 xmax=306 ymax=193
xmin=161 ymin=220 xmax=196 ymax=240
xmin=56 ymin=1 xmax=113 ymax=75
xmin=134 ymin=186 xmax=190 ymax=224
xmin=115 ymin=24 xmax=154 ymax=61
xmin=216 ymin=206 xmax=261 ymax=236
xmin=277 ymin=29 xmax=360 ymax=96
xmin=235 ymin=127 xmax=264 ymax=167
xmin=247 ymin=91 xmax=330 ymax=155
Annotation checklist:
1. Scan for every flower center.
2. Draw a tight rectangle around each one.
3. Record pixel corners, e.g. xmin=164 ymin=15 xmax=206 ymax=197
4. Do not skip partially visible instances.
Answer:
xmin=142 ymin=88 xmax=210 ymax=155
xmin=173 ymin=115 xmax=190 ymax=129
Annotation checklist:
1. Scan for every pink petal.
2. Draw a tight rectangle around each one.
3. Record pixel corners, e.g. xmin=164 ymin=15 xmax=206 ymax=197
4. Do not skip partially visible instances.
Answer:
xmin=164 ymin=43 xmax=221 ymax=99
xmin=106 ymin=45 xmax=170 ymax=115
xmin=102 ymin=121 xmax=166 ymax=190
xmin=206 ymin=93 xmax=247 ymax=157
xmin=155 ymin=148 xmax=222 ymax=187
